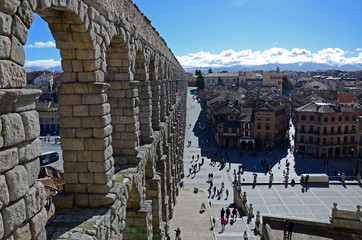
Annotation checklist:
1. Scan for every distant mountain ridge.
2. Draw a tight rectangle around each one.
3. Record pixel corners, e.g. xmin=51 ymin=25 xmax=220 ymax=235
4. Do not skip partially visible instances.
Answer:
xmin=25 ymin=62 xmax=362 ymax=74
xmin=185 ymin=62 xmax=362 ymax=74
xmin=25 ymin=65 xmax=63 ymax=72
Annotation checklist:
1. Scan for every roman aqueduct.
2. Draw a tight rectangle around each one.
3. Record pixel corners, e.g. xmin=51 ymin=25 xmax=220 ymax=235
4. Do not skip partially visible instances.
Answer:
xmin=0 ymin=0 xmax=187 ymax=239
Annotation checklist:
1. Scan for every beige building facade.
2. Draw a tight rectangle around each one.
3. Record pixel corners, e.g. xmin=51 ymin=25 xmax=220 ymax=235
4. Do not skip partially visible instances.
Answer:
xmin=295 ymin=102 xmax=361 ymax=159
xmin=263 ymin=72 xmax=283 ymax=92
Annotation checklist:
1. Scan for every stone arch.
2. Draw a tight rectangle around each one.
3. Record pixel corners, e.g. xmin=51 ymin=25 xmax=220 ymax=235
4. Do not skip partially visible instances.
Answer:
xmin=1 ymin=1 xmax=188 ymax=239
xmin=36 ymin=7 xmax=115 ymax=201
xmin=124 ymin=173 xmax=152 ymax=240
xmin=105 ymin=33 xmax=142 ymax=166
xmin=150 ymin=54 xmax=161 ymax=131
xmin=144 ymin=153 xmax=163 ymax=238
xmin=159 ymin=59 xmax=167 ymax=122
xmin=134 ymin=47 xmax=153 ymax=144
xmin=0 ymin=1 xmax=114 ymax=239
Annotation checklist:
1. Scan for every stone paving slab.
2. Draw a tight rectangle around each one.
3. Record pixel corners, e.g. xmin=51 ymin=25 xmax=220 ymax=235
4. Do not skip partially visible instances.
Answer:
xmin=168 ymin=188 xmax=214 ymax=240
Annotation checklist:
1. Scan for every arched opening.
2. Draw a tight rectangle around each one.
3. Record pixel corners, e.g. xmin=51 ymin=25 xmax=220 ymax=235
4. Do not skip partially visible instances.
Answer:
xmin=125 ymin=178 xmax=151 ymax=240
xmin=134 ymin=49 xmax=153 ymax=144
xmin=144 ymin=155 xmax=163 ymax=237
xmin=150 ymin=56 xmax=161 ymax=131
xmin=160 ymin=61 xmax=167 ymax=122
xmin=105 ymin=35 xmax=141 ymax=166
xmin=0 ymin=2 xmax=113 ymax=239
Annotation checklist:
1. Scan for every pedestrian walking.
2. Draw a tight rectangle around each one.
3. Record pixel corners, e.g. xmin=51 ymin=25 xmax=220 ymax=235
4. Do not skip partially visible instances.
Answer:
xmin=208 ymin=188 xmax=211 ymax=198
xmin=174 ymin=227 xmax=181 ymax=240
xmin=212 ymin=217 xmax=216 ymax=229
xmin=305 ymin=174 xmax=309 ymax=186
xmin=226 ymin=207 xmax=231 ymax=221
xmin=225 ymin=189 xmax=229 ymax=199
xmin=221 ymin=208 xmax=225 ymax=218
xmin=283 ymin=219 xmax=288 ymax=237
xmin=221 ymin=218 xmax=226 ymax=232
xmin=232 ymin=208 xmax=238 ymax=220
xmin=288 ymin=220 xmax=294 ymax=239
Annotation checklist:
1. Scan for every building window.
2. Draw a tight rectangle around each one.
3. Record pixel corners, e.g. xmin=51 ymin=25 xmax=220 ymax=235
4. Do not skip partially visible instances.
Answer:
xmin=331 ymin=117 xmax=335 ymax=122
xmin=343 ymin=136 xmax=348 ymax=144
xmin=346 ymin=116 xmax=349 ymax=122
xmin=338 ymin=126 xmax=341 ymax=133
xmin=352 ymin=125 xmax=356 ymax=132
xmin=309 ymin=126 xmax=314 ymax=133
xmin=266 ymin=123 xmax=270 ymax=130
xmin=323 ymin=138 xmax=326 ymax=145
xmin=353 ymin=116 xmax=356 ymax=121
xmin=309 ymin=136 xmax=313 ymax=144
xmin=257 ymin=123 xmax=261 ymax=130
xmin=338 ymin=116 xmax=342 ymax=122
xmin=351 ymin=136 xmax=355 ymax=144
xmin=331 ymin=126 xmax=334 ymax=134
xmin=266 ymin=114 xmax=270 ymax=121
xmin=323 ymin=127 xmax=327 ymax=134
xmin=337 ymin=137 xmax=341 ymax=144
xmin=226 ymin=79 xmax=229 ymax=83
xmin=330 ymin=137 xmax=333 ymax=145
xmin=301 ymin=115 xmax=306 ymax=121
xmin=324 ymin=117 xmax=328 ymax=123
xmin=310 ymin=116 xmax=314 ymax=121
xmin=318 ymin=116 xmax=320 ymax=122
xmin=244 ymin=131 xmax=249 ymax=136
xmin=300 ymin=136 xmax=304 ymax=143
xmin=344 ymin=126 xmax=348 ymax=134
xmin=301 ymin=125 xmax=305 ymax=132
xmin=257 ymin=114 xmax=261 ymax=120
xmin=207 ymin=79 xmax=210 ymax=83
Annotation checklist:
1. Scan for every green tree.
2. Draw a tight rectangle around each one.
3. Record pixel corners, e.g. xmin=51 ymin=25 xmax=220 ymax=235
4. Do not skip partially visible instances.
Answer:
xmin=194 ymin=69 xmax=204 ymax=89
xmin=208 ymin=68 xmax=213 ymax=73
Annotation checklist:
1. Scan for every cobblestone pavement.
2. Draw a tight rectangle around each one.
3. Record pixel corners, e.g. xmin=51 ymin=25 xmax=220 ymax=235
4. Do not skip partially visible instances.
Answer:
xmin=181 ymin=87 xmax=362 ymax=239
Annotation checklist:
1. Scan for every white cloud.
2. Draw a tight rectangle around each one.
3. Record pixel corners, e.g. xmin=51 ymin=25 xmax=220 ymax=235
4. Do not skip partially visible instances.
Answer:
xmin=356 ymin=48 xmax=362 ymax=51
xmin=25 ymin=41 xmax=56 ymax=48
xmin=176 ymin=47 xmax=362 ymax=68
xmin=25 ymin=59 xmax=61 ymax=69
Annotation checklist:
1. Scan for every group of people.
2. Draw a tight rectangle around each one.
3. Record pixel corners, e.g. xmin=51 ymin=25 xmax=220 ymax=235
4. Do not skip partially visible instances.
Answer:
xmin=219 ymin=207 xmax=239 ymax=233
xmin=188 ymin=155 xmax=205 ymax=177
xmin=283 ymin=219 xmax=295 ymax=239
xmin=207 ymin=179 xmax=229 ymax=200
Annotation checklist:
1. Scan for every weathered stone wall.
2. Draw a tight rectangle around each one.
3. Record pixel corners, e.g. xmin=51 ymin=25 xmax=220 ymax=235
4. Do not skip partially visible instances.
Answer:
xmin=0 ymin=0 xmax=187 ymax=239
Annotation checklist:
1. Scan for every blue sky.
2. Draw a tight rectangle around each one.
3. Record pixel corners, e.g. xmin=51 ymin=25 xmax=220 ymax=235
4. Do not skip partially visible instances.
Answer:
xmin=25 ymin=0 xmax=362 ymax=69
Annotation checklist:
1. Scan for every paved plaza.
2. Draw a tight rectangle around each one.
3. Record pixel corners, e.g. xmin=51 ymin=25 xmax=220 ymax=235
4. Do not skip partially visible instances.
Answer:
xmin=181 ymin=87 xmax=362 ymax=239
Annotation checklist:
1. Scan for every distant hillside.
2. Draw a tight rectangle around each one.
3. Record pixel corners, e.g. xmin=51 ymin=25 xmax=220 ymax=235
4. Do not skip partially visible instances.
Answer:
xmin=25 ymin=65 xmax=63 ymax=73
xmin=185 ymin=62 xmax=362 ymax=74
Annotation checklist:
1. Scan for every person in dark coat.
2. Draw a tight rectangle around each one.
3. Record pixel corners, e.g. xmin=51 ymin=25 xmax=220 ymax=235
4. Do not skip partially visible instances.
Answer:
xmin=226 ymin=207 xmax=231 ymax=221
xmin=283 ymin=219 xmax=288 ymax=237
xmin=221 ymin=208 xmax=225 ymax=219
xmin=288 ymin=220 xmax=294 ymax=238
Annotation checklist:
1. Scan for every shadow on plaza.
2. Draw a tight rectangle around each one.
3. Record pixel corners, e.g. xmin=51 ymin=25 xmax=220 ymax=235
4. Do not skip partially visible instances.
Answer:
xmin=189 ymin=90 xmax=290 ymax=174
xmin=189 ymin=88 xmax=360 ymax=181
